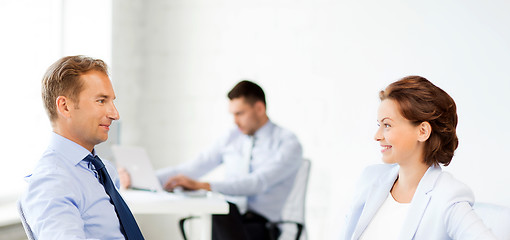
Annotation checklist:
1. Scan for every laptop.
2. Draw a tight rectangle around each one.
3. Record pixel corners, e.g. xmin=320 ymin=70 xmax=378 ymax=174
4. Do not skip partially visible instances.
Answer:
xmin=111 ymin=145 xmax=165 ymax=192
xmin=111 ymin=145 xmax=208 ymax=197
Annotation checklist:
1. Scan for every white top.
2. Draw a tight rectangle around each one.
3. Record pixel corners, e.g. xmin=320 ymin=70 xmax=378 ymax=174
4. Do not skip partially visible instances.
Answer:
xmin=360 ymin=192 xmax=410 ymax=240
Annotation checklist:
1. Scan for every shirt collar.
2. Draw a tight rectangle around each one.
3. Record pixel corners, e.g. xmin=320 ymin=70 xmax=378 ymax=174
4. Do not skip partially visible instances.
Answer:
xmin=48 ymin=132 xmax=95 ymax=166
xmin=252 ymin=119 xmax=274 ymax=140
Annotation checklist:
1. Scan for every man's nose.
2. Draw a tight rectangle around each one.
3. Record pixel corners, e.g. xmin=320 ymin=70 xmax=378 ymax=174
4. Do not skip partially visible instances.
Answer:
xmin=108 ymin=103 xmax=120 ymax=120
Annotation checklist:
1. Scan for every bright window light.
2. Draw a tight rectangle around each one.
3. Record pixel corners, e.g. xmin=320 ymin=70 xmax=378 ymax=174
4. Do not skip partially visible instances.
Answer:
xmin=0 ymin=0 xmax=111 ymax=199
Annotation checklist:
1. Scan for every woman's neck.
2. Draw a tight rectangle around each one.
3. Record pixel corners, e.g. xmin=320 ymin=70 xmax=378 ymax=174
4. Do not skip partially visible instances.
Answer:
xmin=391 ymin=161 xmax=429 ymax=203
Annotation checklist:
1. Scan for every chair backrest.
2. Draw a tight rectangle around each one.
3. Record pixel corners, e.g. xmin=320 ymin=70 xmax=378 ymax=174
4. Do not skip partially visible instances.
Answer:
xmin=17 ymin=200 xmax=35 ymax=240
xmin=279 ymin=159 xmax=311 ymax=240
xmin=473 ymin=202 xmax=510 ymax=240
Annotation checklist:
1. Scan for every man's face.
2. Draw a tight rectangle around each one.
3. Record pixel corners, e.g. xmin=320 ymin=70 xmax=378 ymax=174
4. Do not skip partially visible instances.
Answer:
xmin=66 ymin=71 xmax=119 ymax=151
xmin=229 ymin=97 xmax=263 ymax=135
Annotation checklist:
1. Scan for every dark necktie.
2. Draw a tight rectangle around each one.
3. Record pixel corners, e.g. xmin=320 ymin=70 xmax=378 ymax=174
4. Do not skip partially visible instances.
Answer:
xmin=85 ymin=155 xmax=145 ymax=240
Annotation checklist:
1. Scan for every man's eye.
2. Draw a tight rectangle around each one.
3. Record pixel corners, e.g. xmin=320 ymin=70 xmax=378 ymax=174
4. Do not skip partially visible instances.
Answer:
xmin=98 ymin=99 xmax=105 ymax=103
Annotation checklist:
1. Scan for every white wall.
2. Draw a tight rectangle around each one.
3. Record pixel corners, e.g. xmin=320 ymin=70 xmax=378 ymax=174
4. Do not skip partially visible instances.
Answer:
xmin=112 ymin=0 xmax=510 ymax=239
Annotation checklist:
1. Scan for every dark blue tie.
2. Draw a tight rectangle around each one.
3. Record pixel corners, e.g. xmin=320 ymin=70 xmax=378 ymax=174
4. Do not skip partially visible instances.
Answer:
xmin=86 ymin=155 xmax=145 ymax=240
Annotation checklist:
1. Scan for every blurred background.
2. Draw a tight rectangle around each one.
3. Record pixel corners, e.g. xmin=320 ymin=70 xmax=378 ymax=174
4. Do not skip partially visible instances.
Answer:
xmin=1 ymin=0 xmax=509 ymax=239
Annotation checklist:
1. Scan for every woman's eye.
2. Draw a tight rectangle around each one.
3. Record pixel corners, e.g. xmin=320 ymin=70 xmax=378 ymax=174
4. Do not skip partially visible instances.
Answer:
xmin=384 ymin=124 xmax=391 ymax=128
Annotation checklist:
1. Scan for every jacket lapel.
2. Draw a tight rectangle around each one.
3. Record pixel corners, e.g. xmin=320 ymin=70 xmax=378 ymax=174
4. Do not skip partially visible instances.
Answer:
xmin=399 ymin=165 xmax=442 ymax=240
xmin=352 ymin=165 xmax=399 ymax=239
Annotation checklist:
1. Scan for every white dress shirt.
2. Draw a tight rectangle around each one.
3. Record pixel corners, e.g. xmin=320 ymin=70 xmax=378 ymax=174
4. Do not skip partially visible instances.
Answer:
xmin=157 ymin=120 xmax=303 ymax=221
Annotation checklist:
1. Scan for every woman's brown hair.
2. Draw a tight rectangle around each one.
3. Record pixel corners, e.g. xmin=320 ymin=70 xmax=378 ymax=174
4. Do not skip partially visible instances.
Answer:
xmin=380 ymin=76 xmax=458 ymax=166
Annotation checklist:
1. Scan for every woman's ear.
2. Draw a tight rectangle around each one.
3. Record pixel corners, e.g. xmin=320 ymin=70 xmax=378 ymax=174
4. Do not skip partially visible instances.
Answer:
xmin=417 ymin=121 xmax=432 ymax=142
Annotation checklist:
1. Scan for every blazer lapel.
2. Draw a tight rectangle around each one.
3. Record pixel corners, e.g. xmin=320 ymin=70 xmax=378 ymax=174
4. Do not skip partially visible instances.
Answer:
xmin=352 ymin=165 xmax=399 ymax=239
xmin=399 ymin=165 xmax=442 ymax=240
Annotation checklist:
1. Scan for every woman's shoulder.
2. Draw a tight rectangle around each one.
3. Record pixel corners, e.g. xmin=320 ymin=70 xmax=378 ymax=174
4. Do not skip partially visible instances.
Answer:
xmin=431 ymin=170 xmax=475 ymax=205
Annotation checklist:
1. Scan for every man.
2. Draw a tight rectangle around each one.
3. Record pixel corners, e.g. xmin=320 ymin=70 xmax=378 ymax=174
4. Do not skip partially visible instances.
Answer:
xmin=21 ymin=56 xmax=144 ymax=240
xmin=123 ymin=80 xmax=303 ymax=240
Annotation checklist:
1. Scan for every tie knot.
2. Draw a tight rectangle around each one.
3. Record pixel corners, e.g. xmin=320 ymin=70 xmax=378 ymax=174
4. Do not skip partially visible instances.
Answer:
xmin=85 ymin=155 xmax=105 ymax=171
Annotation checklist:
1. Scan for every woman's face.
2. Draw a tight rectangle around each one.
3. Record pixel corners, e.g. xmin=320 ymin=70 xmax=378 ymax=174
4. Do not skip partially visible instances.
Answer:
xmin=374 ymin=99 xmax=424 ymax=165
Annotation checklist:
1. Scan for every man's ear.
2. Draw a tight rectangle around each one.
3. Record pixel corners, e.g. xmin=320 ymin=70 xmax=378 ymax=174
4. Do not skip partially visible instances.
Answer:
xmin=254 ymin=101 xmax=266 ymax=115
xmin=56 ymin=96 xmax=72 ymax=119
xmin=417 ymin=121 xmax=432 ymax=142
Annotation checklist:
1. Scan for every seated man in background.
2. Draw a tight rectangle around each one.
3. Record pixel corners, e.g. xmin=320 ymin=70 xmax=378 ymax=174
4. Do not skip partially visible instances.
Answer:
xmin=21 ymin=56 xmax=144 ymax=240
xmin=121 ymin=80 xmax=303 ymax=240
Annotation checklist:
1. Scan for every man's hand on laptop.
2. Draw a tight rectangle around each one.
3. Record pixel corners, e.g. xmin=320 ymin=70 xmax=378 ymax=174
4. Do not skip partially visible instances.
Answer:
xmin=164 ymin=174 xmax=211 ymax=192
xmin=118 ymin=167 xmax=131 ymax=189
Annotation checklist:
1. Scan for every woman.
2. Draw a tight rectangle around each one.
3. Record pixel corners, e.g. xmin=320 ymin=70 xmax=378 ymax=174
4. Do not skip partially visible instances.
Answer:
xmin=342 ymin=76 xmax=496 ymax=239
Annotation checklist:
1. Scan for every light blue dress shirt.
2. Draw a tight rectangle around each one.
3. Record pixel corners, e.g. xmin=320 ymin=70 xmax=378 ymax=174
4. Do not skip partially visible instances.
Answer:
xmin=157 ymin=120 xmax=303 ymax=221
xmin=21 ymin=132 xmax=125 ymax=240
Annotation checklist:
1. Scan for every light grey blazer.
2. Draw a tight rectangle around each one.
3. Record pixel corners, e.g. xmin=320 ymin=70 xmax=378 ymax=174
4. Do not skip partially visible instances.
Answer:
xmin=342 ymin=164 xmax=497 ymax=240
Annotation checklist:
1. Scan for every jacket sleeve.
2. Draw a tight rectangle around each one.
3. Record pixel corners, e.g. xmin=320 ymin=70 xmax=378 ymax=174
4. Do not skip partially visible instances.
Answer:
xmin=439 ymin=173 xmax=497 ymax=240
xmin=445 ymin=202 xmax=497 ymax=239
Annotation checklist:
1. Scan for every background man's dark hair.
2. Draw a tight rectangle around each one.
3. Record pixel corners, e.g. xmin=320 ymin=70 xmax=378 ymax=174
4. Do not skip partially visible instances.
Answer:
xmin=227 ymin=80 xmax=266 ymax=106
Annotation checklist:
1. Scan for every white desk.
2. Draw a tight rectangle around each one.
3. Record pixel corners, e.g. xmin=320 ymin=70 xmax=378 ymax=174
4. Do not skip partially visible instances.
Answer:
xmin=0 ymin=202 xmax=20 ymax=227
xmin=121 ymin=190 xmax=229 ymax=240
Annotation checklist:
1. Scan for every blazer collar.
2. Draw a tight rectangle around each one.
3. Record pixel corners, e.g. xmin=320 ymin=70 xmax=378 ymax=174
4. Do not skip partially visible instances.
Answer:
xmin=399 ymin=165 xmax=442 ymax=239
xmin=352 ymin=164 xmax=400 ymax=239
xmin=352 ymin=164 xmax=443 ymax=240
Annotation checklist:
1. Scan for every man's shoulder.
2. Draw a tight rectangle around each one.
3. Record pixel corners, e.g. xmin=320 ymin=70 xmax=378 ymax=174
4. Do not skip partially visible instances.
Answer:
xmin=31 ymin=149 xmax=67 ymax=175
xmin=272 ymin=123 xmax=297 ymax=137
xmin=23 ymin=150 xmax=82 ymax=203
xmin=264 ymin=123 xmax=300 ymax=146
xmin=220 ymin=122 xmax=300 ymax=145
xmin=27 ymin=148 xmax=79 ymax=185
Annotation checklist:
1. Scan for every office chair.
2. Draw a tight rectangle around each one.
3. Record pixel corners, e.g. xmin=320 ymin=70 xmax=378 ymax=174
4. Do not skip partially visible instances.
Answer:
xmin=266 ymin=159 xmax=311 ymax=240
xmin=179 ymin=159 xmax=311 ymax=240
xmin=17 ymin=200 xmax=35 ymax=240
xmin=473 ymin=202 xmax=510 ymax=240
